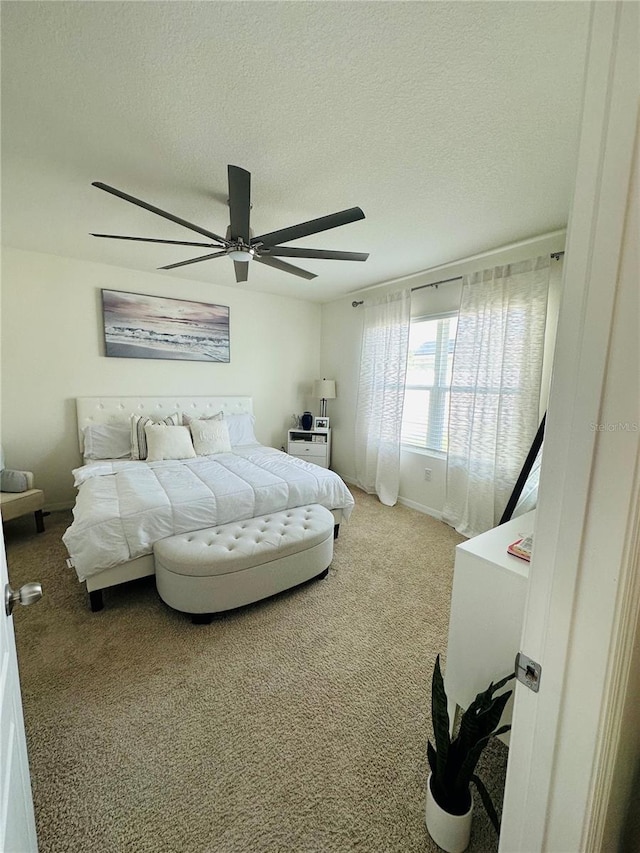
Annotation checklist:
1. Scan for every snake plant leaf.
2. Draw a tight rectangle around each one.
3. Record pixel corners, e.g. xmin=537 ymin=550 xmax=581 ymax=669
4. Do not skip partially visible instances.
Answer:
xmin=460 ymin=686 xmax=512 ymax=747
xmin=427 ymin=740 xmax=437 ymax=776
xmin=492 ymin=671 xmax=516 ymax=692
xmin=457 ymin=686 xmax=509 ymax=757
xmin=471 ymin=773 xmax=501 ymax=834
xmin=456 ymin=732 xmax=493 ymax=789
xmin=457 ymin=699 xmax=482 ymax=757
xmin=474 ymin=690 xmax=512 ymax=740
xmin=456 ymin=724 xmax=512 ymax=788
xmin=431 ymin=655 xmax=451 ymax=780
xmin=475 ymin=682 xmax=496 ymax=706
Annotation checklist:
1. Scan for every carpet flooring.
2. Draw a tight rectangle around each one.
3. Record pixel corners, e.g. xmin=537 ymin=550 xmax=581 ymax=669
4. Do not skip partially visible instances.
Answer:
xmin=6 ymin=488 xmax=508 ymax=853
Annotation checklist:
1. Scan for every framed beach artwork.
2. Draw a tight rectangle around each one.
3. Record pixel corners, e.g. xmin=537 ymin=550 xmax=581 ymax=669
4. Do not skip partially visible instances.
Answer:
xmin=101 ymin=289 xmax=230 ymax=362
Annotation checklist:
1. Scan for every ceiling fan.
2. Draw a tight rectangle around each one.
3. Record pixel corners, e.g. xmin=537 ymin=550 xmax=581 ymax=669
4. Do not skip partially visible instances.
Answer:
xmin=91 ymin=166 xmax=369 ymax=283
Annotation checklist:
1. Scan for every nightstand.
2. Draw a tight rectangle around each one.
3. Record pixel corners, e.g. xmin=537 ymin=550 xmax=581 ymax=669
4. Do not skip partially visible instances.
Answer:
xmin=287 ymin=429 xmax=331 ymax=469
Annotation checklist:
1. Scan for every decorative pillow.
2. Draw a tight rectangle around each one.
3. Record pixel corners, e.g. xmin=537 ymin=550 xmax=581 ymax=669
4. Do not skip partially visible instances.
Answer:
xmin=189 ymin=418 xmax=232 ymax=456
xmin=131 ymin=412 xmax=182 ymax=460
xmin=144 ymin=424 xmax=196 ymax=462
xmin=182 ymin=410 xmax=224 ymax=425
xmin=0 ymin=446 xmax=32 ymax=492
xmin=83 ymin=424 xmax=132 ymax=460
xmin=225 ymin=413 xmax=258 ymax=447
xmin=1 ymin=469 xmax=31 ymax=493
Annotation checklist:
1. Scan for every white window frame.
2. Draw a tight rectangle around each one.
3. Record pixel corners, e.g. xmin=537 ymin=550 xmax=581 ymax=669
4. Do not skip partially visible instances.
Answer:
xmin=402 ymin=311 xmax=458 ymax=454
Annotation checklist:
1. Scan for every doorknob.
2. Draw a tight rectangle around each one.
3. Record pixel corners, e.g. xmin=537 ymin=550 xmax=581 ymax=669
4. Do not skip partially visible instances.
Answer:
xmin=5 ymin=582 xmax=43 ymax=616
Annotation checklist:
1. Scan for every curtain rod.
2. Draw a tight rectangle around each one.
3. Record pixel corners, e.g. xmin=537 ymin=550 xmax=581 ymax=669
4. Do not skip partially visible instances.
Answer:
xmin=351 ymin=251 xmax=565 ymax=306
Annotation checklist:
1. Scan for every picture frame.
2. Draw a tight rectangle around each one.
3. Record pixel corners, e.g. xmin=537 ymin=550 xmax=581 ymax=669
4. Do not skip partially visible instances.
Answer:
xmin=314 ymin=416 xmax=329 ymax=431
xmin=101 ymin=289 xmax=230 ymax=362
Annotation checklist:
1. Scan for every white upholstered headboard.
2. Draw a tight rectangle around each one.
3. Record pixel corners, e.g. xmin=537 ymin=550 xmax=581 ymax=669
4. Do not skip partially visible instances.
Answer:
xmin=75 ymin=396 xmax=253 ymax=452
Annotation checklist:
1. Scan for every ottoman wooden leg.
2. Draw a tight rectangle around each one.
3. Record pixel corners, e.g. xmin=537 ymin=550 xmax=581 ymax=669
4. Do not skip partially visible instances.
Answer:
xmin=35 ymin=509 xmax=45 ymax=534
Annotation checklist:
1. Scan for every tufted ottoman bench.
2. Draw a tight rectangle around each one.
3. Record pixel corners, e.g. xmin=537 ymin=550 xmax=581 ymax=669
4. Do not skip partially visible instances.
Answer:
xmin=154 ymin=504 xmax=334 ymax=623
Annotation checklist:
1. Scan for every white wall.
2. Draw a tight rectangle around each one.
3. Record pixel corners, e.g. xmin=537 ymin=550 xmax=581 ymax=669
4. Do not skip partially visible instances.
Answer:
xmin=0 ymin=247 xmax=321 ymax=508
xmin=320 ymin=230 xmax=566 ymax=516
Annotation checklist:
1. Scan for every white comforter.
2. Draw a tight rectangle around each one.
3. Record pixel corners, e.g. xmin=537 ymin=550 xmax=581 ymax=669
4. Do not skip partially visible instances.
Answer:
xmin=63 ymin=446 xmax=354 ymax=581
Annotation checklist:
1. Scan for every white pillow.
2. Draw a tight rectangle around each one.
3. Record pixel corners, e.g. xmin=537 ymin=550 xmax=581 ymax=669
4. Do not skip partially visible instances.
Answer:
xmin=182 ymin=411 xmax=224 ymax=425
xmin=225 ymin=413 xmax=258 ymax=447
xmin=144 ymin=424 xmax=196 ymax=462
xmin=131 ymin=412 xmax=182 ymax=460
xmin=189 ymin=418 xmax=232 ymax=456
xmin=83 ymin=424 xmax=132 ymax=460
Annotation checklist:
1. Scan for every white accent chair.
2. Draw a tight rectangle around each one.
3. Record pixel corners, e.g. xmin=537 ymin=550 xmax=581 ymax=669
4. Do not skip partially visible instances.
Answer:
xmin=0 ymin=448 xmax=45 ymax=533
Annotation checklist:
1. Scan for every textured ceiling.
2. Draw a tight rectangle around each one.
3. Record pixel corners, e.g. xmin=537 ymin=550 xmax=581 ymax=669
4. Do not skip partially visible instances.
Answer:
xmin=1 ymin=1 xmax=590 ymax=303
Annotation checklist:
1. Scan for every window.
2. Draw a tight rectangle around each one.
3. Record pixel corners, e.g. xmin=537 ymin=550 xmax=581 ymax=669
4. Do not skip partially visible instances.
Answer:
xmin=401 ymin=314 xmax=458 ymax=453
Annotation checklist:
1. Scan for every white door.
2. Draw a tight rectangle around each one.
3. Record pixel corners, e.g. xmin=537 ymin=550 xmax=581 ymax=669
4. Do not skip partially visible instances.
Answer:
xmin=1 ymin=527 xmax=39 ymax=853
xmin=499 ymin=2 xmax=639 ymax=850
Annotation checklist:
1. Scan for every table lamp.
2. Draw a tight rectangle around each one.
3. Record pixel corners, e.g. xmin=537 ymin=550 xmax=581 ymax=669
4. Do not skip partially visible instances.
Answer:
xmin=313 ymin=379 xmax=336 ymax=418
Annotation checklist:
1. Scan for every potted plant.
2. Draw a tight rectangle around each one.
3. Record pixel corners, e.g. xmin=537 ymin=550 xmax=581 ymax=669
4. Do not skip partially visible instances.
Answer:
xmin=425 ymin=655 xmax=515 ymax=853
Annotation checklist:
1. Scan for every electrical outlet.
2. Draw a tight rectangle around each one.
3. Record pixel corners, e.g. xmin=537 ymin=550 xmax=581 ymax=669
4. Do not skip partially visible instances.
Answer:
xmin=424 ymin=468 xmax=432 ymax=482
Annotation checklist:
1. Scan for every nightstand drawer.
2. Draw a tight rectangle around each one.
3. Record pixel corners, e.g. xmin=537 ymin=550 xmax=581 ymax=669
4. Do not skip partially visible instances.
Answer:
xmin=290 ymin=445 xmax=325 ymax=459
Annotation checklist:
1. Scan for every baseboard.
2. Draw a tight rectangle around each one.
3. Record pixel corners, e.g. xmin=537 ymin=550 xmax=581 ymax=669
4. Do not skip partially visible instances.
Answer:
xmin=339 ymin=474 xmax=443 ymax=521
xmin=397 ymin=496 xmax=443 ymax=520
xmin=340 ymin=472 xmax=358 ymax=487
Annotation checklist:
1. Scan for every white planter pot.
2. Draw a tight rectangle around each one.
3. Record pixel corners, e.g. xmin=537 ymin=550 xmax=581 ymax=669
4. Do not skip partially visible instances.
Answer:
xmin=425 ymin=773 xmax=473 ymax=853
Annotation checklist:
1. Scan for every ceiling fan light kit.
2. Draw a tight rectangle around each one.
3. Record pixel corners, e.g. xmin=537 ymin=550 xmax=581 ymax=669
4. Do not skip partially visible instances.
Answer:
xmin=91 ymin=166 xmax=369 ymax=283
xmin=226 ymin=245 xmax=255 ymax=263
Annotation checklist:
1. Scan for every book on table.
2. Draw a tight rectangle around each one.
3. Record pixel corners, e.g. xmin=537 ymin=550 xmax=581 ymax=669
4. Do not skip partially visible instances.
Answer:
xmin=507 ymin=535 xmax=533 ymax=562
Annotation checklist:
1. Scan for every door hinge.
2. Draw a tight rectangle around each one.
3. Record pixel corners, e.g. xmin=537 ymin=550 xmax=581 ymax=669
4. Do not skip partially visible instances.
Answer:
xmin=515 ymin=652 xmax=542 ymax=692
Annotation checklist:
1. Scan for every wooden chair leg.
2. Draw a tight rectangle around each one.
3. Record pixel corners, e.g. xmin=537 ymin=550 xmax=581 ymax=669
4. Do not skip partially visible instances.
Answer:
xmin=35 ymin=509 xmax=45 ymax=533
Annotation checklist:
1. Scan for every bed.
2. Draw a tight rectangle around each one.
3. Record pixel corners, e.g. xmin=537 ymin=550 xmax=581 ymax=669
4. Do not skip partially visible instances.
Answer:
xmin=63 ymin=396 xmax=354 ymax=610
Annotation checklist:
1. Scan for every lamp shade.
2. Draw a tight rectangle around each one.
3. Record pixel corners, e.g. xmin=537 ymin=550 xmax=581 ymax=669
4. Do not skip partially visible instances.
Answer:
xmin=313 ymin=379 xmax=336 ymax=400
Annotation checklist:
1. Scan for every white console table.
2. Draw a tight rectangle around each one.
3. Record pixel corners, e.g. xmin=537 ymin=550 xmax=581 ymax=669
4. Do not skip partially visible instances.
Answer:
xmin=444 ymin=510 xmax=536 ymax=742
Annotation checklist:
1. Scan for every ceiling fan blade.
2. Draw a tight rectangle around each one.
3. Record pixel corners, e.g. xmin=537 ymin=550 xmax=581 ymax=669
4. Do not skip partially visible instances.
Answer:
xmin=254 ymin=255 xmax=317 ymax=280
xmin=158 ymin=250 xmax=228 ymax=270
xmin=227 ymin=165 xmax=251 ymax=243
xmin=252 ymin=207 xmax=365 ymax=247
xmin=92 ymin=182 xmax=229 ymax=245
xmin=260 ymin=246 xmax=369 ymax=262
xmin=91 ymin=233 xmax=220 ymax=248
xmin=233 ymin=261 xmax=249 ymax=283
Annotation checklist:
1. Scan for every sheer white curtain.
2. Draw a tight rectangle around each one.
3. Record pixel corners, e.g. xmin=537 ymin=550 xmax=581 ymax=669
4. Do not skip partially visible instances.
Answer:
xmin=443 ymin=257 xmax=550 ymax=537
xmin=354 ymin=288 xmax=411 ymax=506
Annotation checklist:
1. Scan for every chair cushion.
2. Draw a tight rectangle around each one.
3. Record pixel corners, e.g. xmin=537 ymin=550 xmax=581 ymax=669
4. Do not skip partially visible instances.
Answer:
xmin=0 ymin=489 xmax=44 ymax=522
